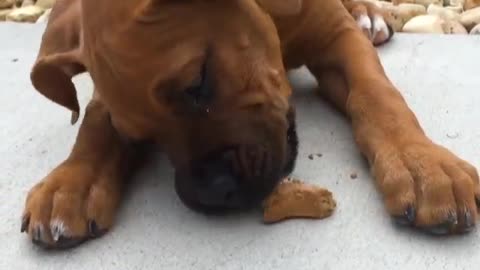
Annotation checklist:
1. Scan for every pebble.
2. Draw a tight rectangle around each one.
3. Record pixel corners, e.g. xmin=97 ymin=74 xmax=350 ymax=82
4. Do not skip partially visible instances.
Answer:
xmin=393 ymin=0 xmax=443 ymax=7
xmin=460 ymin=6 xmax=480 ymax=29
xmin=0 ymin=7 xmax=11 ymax=20
xmin=0 ymin=0 xmax=14 ymax=9
xmin=445 ymin=4 xmax=464 ymax=13
xmin=384 ymin=3 xmax=427 ymax=32
xmin=6 ymin=5 xmax=45 ymax=23
xmin=0 ymin=0 xmax=53 ymax=22
xmin=470 ymin=23 xmax=480 ymax=33
xmin=402 ymin=14 xmax=446 ymax=33
xmin=427 ymin=4 xmax=461 ymax=20
xmin=21 ymin=0 xmax=32 ymax=7
xmin=35 ymin=0 xmax=55 ymax=9
xmin=448 ymin=0 xmax=465 ymax=6
xmin=443 ymin=19 xmax=469 ymax=33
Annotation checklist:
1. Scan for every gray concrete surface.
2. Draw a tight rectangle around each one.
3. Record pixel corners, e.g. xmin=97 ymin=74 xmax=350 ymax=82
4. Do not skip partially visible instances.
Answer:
xmin=1 ymin=22 xmax=480 ymax=270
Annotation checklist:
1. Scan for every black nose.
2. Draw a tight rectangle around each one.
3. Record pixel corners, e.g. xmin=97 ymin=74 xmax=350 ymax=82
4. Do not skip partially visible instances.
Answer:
xmin=192 ymin=151 xmax=244 ymax=208
xmin=196 ymin=171 xmax=241 ymax=207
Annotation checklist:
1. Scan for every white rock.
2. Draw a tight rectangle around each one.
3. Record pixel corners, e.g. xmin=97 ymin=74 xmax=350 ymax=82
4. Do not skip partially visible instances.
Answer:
xmin=0 ymin=8 xmax=12 ymax=20
xmin=351 ymin=0 xmax=393 ymax=9
xmin=21 ymin=0 xmax=34 ymax=7
xmin=460 ymin=6 xmax=480 ymax=29
xmin=427 ymin=4 xmax=461 ymax=20
xmin=402 ymin=14 xmax=445 ymax=33
xmin=393 ymin=0 xmax=442 ymax=7
xmin=443 ymin=19 xmax=469 ymax=33
xmin=415 ymin=0 xmax=443 ymax=6
xmin=398 ymin=3 xmax=429 ymax=14
xmin=36 ymin=0 xmax=56 ymax=9
xmin=445 ymin=4 xmax=465 ymax=12
xmin=470 ymin=23 xmax=480 ymax=33
xmin=376 ymin=0 xmax=395 ymax=8
xmin=351 ymin=0 xmax=379 ymax=4
xmin=393 ymin=0 xmax=416 ymax=4
xmin=6 ymin=5 xmax=45 ymax=22
xmin=449 ymin=0 xmax=466 ymax=6
xmin=0 ymin=0 xmax=14 ymax=9
xmin=384 ymin=3 xmax=427 ymax=31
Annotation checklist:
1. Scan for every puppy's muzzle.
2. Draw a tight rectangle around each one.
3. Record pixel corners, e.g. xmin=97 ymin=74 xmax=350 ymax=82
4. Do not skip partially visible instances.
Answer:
xmin=175 ymin=107 xmax=298 ymax=214
xmin=194 ymin=149 xmax=243 ymax=208
xmin=175 ymin=144 xmax=281 ymax=212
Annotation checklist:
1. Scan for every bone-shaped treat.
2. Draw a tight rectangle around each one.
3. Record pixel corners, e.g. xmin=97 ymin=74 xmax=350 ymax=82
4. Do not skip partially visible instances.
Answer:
xmin=263 ymin=178 xmax=336 ymax=223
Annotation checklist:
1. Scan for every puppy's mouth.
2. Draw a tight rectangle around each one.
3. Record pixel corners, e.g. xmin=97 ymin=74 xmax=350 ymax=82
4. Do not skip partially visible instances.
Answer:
xmin=282 ymin=105 xmax=299 ymax=176
xmin=174 ymin=108 xmax=299 ymax=214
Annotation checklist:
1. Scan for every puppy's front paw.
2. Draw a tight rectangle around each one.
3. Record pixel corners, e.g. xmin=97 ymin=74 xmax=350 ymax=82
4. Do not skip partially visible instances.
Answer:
xmin=345 ymin=1 xmax=394 ymax=46
xmin=21 ymin=163 xmax=121 ymax=249
xmin=373 ymin=142 xmax=480 ymax=235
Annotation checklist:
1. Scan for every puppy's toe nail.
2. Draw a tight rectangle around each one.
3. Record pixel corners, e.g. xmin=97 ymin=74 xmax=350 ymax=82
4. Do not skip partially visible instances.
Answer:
xmin=405 ymin=206 xmax=416 ymax=222
xmin=88 ymin=220 xmax=99 ymax=237
xmin=88 ymin=220 xmax=107 ymax=238
xmin=55 ymin=236 xmax=84 ymax=249
xmin=387 ymin=24 xmax=394 ymax=37
xmin=31 ymin=224 xmax=45 ymax=245
xmin=21 ymin=215 xmax=30 ymax=233
xmin=463 ymin=211 xmax=475 ymax=232
xmin=34 ymin=225 xmax=42 ymax=241
xmin=394 ymin=206 xmax=416 ymax=225
xmin=51 ymin=228 xmax=61 ymax=242
xmin=425 ymin=213 xmax=458 ymax=235
xmin=426 ymin=224 xmax=450 ymax=235
xmin=394 ymin=217 xmax=408 ymax=225
xmin=447 ymin=212 xmax=458 ymax=226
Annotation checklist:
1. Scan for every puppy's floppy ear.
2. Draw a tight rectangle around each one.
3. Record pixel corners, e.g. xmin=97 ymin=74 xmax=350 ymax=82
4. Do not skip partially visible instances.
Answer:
xmin=31 ymin=50 xmax=85 ymax=125
xmin=30 ymin=2 xmax=86 ymax=125
xmin=256 ymin=0 xmax=303 ymax=16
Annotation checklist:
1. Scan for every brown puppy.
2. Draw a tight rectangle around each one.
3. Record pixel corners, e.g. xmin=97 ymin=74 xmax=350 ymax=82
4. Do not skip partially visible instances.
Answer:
xmin=22 ymin=0 xmax=479 ymax=249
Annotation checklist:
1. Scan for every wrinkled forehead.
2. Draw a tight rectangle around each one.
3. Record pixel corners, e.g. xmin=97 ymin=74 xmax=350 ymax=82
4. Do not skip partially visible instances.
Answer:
xmin=89 ymin=0 xmax=278 ymax=43
xmin=85 ymin=0 xmax=284 ymax=85
xmin=138 ymin=0 xmax=274 ymax=29
xmin=133 ymin=1 xmax=279 ymax=55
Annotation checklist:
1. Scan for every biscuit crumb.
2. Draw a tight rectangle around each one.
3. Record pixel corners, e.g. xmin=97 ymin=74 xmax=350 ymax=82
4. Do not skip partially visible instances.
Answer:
xmin=262 ymin=178 xmax=336 ymax=224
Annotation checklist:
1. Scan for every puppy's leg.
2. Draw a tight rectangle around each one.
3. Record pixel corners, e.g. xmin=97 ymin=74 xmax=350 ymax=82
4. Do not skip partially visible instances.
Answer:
xmin=21 ymin=96 xmax=142 ymax=249
xmin=298 ymin=0 xmax=479 ymax=234
xmin=342 ymin=0 xmax=394 ymax=46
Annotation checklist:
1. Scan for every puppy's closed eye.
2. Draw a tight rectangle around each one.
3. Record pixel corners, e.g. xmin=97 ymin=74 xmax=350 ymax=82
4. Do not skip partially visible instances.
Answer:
xmin=184 ymin=61 xmax=214 ymax=108
xmin=159 ymin=61 xmax=214 ymax=115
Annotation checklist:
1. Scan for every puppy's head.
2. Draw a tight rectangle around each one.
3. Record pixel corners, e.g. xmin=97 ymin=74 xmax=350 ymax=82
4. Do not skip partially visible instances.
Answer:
xmin=31 ymin=0 xmax=302 ymax=214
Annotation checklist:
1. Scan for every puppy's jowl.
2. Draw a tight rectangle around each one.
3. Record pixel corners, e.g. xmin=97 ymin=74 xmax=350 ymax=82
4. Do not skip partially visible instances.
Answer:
xmin=22 ymin=0 xmax=479 ymax=249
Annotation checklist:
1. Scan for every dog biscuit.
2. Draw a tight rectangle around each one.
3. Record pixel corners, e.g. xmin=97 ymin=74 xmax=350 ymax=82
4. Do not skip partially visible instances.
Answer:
xmin=263 ymin=178 xmax=336 ymax=223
